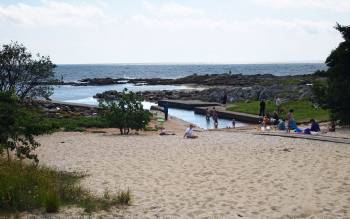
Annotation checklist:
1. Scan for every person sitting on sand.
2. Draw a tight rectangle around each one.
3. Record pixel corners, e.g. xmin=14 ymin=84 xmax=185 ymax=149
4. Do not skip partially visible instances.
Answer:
xmin=262 ymin=115 xmax=270 ymax=128
xmin=159 ymin=127 xmax=175 ymax=136
xmin=328 ymin=121 xmax=336 ymax=132
xmin=278 ymin=119 xmax=286 ymax=131
xmin=310 ymin=119 xmax=321 ymax=132
xmin=272 ymin=111 xmax=279 ymax=126
xmin=184 ymin=124 xmax=198 ymax=139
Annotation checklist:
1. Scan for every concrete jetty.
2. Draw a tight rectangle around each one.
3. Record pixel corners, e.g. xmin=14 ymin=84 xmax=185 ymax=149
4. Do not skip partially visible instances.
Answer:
xmin=158 ymin=99 xmax=261 ymax=124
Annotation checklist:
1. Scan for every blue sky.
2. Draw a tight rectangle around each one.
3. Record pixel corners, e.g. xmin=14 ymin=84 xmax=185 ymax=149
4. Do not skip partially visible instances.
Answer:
xmin=1 ymin=0 xmax=349 ymax=64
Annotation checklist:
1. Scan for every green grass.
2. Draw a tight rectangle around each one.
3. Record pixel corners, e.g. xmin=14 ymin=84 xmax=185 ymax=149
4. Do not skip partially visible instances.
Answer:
xmin=38 ymin=116 xmax=110 ymax=132
xmin=227 ymin=100 xmax=330 ymax=123
xmin=0 ymin=159 xmax=131 ymax=214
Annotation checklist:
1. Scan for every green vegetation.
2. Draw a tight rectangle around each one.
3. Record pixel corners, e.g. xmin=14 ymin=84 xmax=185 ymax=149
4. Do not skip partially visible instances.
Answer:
xmin=0 ymin=159 xmax=131 ymax=214
xmin=40 ymin=116 xmax=109 ymax=132
xmin=227 ymin=100 xmax=329 ymax=123
xmin=100 ymin=88 xmax=152 ymax=135
xmin=0 ymin=92 xmax=55 ymax=163
xmin=0 ymin=42 xmax=55 ymax=101
xmin=313 ymin=23 xmax=350 ymax=125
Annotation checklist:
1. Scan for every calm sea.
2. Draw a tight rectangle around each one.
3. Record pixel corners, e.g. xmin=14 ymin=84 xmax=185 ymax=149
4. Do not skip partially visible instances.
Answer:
xmin=54 ymin=63 xmax=326 ymax=82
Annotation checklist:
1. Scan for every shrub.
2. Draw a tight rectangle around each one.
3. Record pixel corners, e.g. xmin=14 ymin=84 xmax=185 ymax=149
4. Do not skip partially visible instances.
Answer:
xmin=100 ymin=88 xmax=152 ymax=135
xmin=313 ymin=23 xmax=350 ymax=125
xmin=0 ymin=92 xmax=53 ymax=163
xmin=0 ymin=159 xmax=132 ymax=213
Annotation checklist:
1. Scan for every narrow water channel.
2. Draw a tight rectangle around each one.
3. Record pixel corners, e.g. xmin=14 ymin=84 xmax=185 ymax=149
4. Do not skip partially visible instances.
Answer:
xmin=168 ymin=108 xmax=247 ymax=129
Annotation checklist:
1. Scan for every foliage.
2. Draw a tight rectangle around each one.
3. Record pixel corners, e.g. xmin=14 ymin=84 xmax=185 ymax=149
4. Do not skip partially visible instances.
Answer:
xmin=0 ymin=159 xmax=131 ymax=213
xmin=41 ymin=116 xmax=109 ymax=132
xmin=0 ymin=92 xmax=53 ymax=163
xmin=313 ymin=23 xmax=350 ymax=125
xmin=227 ymin=100 xmax=329 ymax=123
xmin=100 ymin=88 xmax=152 ymax=134
xmin=0 ymin=42 xmax=56 ymax=101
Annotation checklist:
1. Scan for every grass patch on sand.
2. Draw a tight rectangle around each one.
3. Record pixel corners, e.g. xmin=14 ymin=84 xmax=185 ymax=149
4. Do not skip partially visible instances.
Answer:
xmin=227 ymin=100 xmax=329 ymax=123
xmin=0 ymin=159 xmax=131 ymax=214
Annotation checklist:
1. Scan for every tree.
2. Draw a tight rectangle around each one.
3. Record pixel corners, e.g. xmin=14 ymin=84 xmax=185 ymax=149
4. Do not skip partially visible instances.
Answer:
xmin=0 ymin=92 xmax=51 ymax=163
xmin=0 ymin=42 xmax=56 ymax=101
xmin=100 ymin=89 xmax=152 ymax=134
xmin=313 ymin=23 xmax=350 ymax=125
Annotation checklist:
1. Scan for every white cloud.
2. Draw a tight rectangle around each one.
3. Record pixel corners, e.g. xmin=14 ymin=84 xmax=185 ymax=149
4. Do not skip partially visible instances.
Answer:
xmin=142 ymin=1 xmax=205 ymax=17
xmin=254 ymin=0 xmax=350 ymax=12
xmin=0 ymin=0 xmax=105 ymax=27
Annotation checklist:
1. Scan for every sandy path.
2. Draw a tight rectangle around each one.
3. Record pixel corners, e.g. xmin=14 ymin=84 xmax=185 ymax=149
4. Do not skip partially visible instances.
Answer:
xmin=32 ymin=124 xmax=350 ymax=219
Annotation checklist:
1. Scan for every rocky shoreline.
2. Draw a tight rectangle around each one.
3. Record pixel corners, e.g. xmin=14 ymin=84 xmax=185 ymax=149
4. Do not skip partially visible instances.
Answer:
xmin=94 ymin=84 xmax=313 ymax=103
xmin=47 ymin=73 xmax=324 ymax=103
xmin=46 ymin=73 xmax=323 ymax=87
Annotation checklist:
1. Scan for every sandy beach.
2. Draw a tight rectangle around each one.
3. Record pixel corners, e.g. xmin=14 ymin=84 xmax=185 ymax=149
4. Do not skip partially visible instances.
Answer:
xmin=30 ymin=117 xmax=350 ymax=219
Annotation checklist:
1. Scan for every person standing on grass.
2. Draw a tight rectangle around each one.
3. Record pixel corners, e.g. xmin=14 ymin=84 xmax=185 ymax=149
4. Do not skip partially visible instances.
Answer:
xmin=275 ymin=97 xmax=281 ymax=114
xmin=259 ymin=99 xmax=266 ymax=116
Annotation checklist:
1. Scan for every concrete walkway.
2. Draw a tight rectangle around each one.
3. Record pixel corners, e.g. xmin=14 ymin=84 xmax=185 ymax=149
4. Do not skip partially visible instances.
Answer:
xmin=254 ymin=132 xmax=350 ymax=145
xmin=158 ymin=99 xmax=262 ymax=123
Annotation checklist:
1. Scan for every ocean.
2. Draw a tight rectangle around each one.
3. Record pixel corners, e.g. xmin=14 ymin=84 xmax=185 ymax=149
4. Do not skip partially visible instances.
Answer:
xmin=54 ymin=63 xmax=326 ymax=82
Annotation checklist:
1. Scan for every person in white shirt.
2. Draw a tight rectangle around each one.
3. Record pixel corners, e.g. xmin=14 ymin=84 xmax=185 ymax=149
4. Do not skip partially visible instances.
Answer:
xmin=183 ymin=124 xmax=198 ymax=139
xmin=275 ymin=97 xmax=282 ymax=114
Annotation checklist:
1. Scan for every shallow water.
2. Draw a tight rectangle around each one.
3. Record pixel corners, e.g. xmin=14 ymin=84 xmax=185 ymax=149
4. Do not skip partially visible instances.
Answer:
xmin=168 ymin=108 xmax=246 ymax=129
xmin=51 ymin=84 xmax=246 ymax=129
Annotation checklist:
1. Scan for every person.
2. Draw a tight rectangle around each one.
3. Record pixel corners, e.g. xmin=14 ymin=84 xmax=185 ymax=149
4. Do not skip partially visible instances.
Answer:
xmin=222 ymin=92 xmax=228 ymax=105
xmin=205 ymin=108 xmax=211 ymax=122
xmin=275 ymin=97 xmax=281 ymax=114
xmin=278 ymin=119 xmax=286 ymax=130
xmin=286 ymin=109 xmax=294 ymax=133
xmin=259 ymin=99 xmax=266 ymax=116
xmin=163 ymin=103 xmax=169 ymax=121
xmin=329 ymin=121 xmax=336 ymax=132
xmin=272 ymin=111 xmax=279 ymax=126
xmin=212 ymin=107 xmax=219 ymax=128
xmin=159 ymin=127 xmax=175 ymax=136
xmin=184 ymin=124 xmax=198 ymax=139
xmin=262 ymin=115 xmax=270 ymax=128
xmin=310 ymin=119 xmax=321 ymax=132
xmin=232 ymin=117 xmax=236 ymax=128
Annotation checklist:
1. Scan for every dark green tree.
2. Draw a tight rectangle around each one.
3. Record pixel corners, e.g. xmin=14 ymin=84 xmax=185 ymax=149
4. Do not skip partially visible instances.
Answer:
xmin=100 ymin=89 xmax=152 ymax=134
xmin=313 ymin=23 xmax=350 ymax=125
xmin=0 ymin=42 xmax=56 ymax=101
xmin=0 ymin=92 xmax=51 ymax=163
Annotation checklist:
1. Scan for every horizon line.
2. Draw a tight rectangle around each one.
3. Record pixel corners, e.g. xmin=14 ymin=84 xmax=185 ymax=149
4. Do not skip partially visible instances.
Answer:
xmin=55 ymin=60 xmax=325 ymax=65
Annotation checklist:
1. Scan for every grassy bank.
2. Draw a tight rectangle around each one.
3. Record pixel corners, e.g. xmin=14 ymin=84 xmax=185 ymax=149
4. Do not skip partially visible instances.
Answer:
xmin=0 ymin=159 xmax=131 ymax=214
xmin=227 ymin=100 xmax=329 ymax=123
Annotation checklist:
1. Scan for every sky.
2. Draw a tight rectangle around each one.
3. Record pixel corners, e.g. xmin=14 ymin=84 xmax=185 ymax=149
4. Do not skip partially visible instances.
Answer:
xmin=0 ymin=0 xmax=349 ymax=64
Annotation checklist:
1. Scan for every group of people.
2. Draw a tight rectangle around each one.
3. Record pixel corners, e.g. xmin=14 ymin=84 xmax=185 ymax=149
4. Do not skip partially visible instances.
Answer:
xmin=205 ymin=107 xmax=219 ymax=128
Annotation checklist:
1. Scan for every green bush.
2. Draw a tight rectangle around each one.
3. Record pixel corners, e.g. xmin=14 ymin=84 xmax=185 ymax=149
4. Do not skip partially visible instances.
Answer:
xmin=100 ymin=88 xmax=152 ymax=135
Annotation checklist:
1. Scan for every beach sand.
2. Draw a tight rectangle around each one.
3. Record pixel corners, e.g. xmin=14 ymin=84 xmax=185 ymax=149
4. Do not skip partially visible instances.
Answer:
xmin=29 ymin=118 xmax=350 ymax=219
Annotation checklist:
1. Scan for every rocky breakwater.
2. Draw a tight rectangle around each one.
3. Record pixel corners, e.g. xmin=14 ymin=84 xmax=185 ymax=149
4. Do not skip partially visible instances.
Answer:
xmin=94 ymin=83 xmax=313 ymax=103
xmin=33 ymin=100 xmax=99 ymax=118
